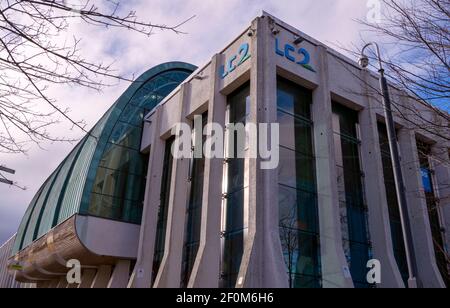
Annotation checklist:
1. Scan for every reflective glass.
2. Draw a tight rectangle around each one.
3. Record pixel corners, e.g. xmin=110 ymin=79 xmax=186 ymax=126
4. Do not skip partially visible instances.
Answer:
xmin=220 ymin=84 xmax=250 ymax=288
xmin=181 ymin=113 xmax=207 ymax=288
xmin=277 ymin=78 xmax=311 ymax=119
xmin=277 ymin=78 xmax=321 ymax=288
xmin=152 ymin=137 xmax=175 ymax=285
xmin=377 ymin=123 xmax=408 ymax=284
xmin=221 ymin=231 xmax=244 ymax=288
xmin=417 ymin=140 xmax=449 ymax=286
xmin=86 ymin=69 xmax=191 ymax=225
xmin=332 ymin=102 xmax=371 ymax=288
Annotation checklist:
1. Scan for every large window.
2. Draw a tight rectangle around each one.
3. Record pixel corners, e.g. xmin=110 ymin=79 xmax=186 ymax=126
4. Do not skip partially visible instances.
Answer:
xmin=86 ymin=69 xmax=192 ymax=224
xmin=152 ymin=137 xmax=175 ymax=286
xmin=220 ymin=84 xmax=250 ymax=288
xmin=417 ymin=140 xmax=450 ymax=286
xmin=180 ymin=113 xmax=207 ymax=288
xmin=277 ymin=78 xmax=321 ymax=288
xmin=377 ymin=123 xmax=409 ymax=285
xmin=332 ymin=103 xmax=372 ymax=288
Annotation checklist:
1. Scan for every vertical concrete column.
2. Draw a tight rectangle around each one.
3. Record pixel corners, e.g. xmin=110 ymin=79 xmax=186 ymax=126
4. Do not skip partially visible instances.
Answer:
xmin=358 ymin=71 xmax=404 ymax=288
xmin=91 ymin=265 xmax=112 ymax=288
xmin=238 ymin=16 xmax=288 ymax=288
xmin=107 ymin=260 xmax=130 ymax=288
xmin=397 ymin=129 xmax=445 ymax=287
xmin=78 ymin=269 xmax=97 ymax=289
xmin=189 ymin=55 xmax=226 ymax=288
xmin=431 ymin=143 xmax=450 ymax=256
xmin=154 ymin=84 xmax=192 ymax=288
xmin=132 ymin=108 xmax=166 ymax=288
xmin=312 ymin=45 xmax=353 ymax=288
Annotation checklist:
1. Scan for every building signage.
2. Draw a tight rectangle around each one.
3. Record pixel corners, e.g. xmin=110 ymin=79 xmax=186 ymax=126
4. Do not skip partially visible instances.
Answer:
xmin=220 ymin=43 xmax=251 ymax=79
xmin=275 ymin=38 xmax=315 ymax=72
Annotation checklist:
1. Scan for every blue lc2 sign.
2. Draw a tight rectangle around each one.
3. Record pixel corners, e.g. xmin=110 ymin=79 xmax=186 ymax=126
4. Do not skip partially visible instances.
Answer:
xmin=275 ymin=38 xmax=316 ymax=72
xmin=220 ymin=43 xmax=251 ymax=79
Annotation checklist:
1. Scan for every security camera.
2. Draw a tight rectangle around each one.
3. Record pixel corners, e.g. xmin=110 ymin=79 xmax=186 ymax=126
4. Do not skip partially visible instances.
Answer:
xmin=358 ymin=55 xmax=369 ymax=69
xmin=293 ymin=35 xmax=304 ymax=45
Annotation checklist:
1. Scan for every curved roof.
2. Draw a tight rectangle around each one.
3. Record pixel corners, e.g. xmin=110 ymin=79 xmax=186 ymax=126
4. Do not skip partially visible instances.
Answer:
xmin=13 ymin=62 xmax=197 ymax=255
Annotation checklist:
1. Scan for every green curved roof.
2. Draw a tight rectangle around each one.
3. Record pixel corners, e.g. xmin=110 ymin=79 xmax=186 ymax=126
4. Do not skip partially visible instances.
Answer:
xmin=13 ymin=62 xmax=197 ymax=255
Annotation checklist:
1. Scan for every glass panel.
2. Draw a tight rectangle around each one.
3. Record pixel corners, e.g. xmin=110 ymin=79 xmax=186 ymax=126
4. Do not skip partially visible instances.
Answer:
xmin=180 ymin=242 xmax=200 ymax=288
xmin=277 ymin=77 xmax=311 ymax=119
xmin=281 ymin=228 xmax=321 ymax=288
xmin=290 ymin=273 xmax=321 ymax=289
xmin=99 ymin=146 xmax=146 ymax=176
xmin=181 ymin=113 xmax=207 ymax=288
xmin=278 ymin=111 xmax=313 ymax=156
xmin=152 ymin=137 xmax=175 ymax=285
xmin=278 ymin=147 xmax=315 ymax=193
xmin=226 ymin=159 xmax=245 ymax=195
xmin=221 ymin=231 xmax=244 ymax=289
xmin=279 ymin=185 xmax=318 ymax=234
xmin=85 ymin=69 xmax=191 ymax=225
xmin=333 ymin=102 xmax=371 ymax=288
xmin=345 ymin=240 xmax=372 ymax=288
xmin=89 ymin=193 xmax=143 ymax=223
xmin=332 ymin=103 xmax=359 ymax=137
xmin=220 ymin=84 xmax=250 ymax=289
xmin=377 ymin=123 xmax=409 ymax=284
xmin=224 ymin=189 xmax=245 ymax=234
xmin=109 ymin=122 xmax=142 ymax=150
xmin=277 ymin=78 xmax=321 ymax=288
xmin=417 ymin=140 xmax=449 ymax=286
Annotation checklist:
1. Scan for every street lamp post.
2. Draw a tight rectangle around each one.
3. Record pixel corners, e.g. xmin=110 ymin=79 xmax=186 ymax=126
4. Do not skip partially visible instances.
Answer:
xmin=359 ymin=42 xmax=418 ymax=288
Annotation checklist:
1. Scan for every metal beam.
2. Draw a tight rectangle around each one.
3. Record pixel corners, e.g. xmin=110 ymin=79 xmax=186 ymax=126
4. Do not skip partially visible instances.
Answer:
xmin=0 ymin=165 xmax=15 ymax=174
xmin=0 ymin=178 xmax=13 ymax=185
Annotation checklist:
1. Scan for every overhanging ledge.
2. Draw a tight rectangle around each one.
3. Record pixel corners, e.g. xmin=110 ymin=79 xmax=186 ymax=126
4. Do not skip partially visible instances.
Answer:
xmin=8 ymin=214 xmax=140 ymax=283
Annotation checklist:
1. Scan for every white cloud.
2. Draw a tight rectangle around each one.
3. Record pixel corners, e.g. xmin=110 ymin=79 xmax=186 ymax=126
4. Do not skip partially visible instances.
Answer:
xmin=0 ymin=0 xmax=371 ymax=244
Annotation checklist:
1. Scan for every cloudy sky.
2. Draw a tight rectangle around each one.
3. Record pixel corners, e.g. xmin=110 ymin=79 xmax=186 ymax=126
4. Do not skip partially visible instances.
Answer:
xmin=0 ymin=0 xmax=376 ymax=244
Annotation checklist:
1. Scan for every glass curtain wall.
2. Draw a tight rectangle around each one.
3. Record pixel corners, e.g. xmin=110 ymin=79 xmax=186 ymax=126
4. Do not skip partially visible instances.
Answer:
xmin=220 ymin=84 xmax=250 ymax=288
xmin=152 ymin=137 xmax=175 ymax=286
xmin=417 ymin=140 xmax=450 ymax=287
xmin=377 ymin=123 xmax=409 ymax=284
xmin=332 ymin=103 xmax=372 ymax=288
xmin=181 ymin=113 xmax=208 ymax=288
xmin=87 ymin=70 xmax=192 ymax=224
xmin=277 ymin=77 xmax=321 ymax=288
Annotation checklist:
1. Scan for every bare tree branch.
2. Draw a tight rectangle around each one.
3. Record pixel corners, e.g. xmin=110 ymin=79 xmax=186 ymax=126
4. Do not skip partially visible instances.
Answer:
xmin=0 ymin=0 xmax=194 ymax=154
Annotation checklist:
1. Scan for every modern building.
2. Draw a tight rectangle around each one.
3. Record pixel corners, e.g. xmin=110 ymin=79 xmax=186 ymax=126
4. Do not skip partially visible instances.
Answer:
xmin=0 ymin=235 xmax=34 ymax=288
xmin=3 ymin=12 xmax=450 ymax=288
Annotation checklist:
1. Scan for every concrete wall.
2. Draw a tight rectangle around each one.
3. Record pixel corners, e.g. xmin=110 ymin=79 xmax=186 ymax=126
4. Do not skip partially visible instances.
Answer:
xmin=0 ymin=235 xmax=35 ymax=288
xmin=129 ymin=12 xmax=450 ymax=289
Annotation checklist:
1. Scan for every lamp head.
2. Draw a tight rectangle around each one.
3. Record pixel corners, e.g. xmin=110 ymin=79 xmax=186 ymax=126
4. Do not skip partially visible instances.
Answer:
xmin=358 ymin=55 xmax=370 ymax=69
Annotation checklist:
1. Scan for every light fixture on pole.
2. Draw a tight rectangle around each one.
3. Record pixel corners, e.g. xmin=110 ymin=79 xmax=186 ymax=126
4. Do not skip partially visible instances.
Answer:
xmin=359 ymin=42 xmax=418 ymax=288
xmin=0 ymin=165 xmax=15 ymax=186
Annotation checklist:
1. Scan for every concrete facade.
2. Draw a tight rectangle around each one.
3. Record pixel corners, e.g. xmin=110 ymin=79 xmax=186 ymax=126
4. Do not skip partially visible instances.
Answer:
xmin=4 ymin=12 xmax=449 ymax=288
xmin=0 ymin=235 xmax=35 ymax=288
xmin=129 ymin=13 xmax=449 ymax=288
